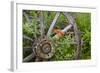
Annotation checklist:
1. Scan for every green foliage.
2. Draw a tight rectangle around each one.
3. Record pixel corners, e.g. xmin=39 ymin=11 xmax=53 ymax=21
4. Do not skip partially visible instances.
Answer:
xmin=23 ymin=23 xmax=33 ymax=37
xmin=44 ymin=11 xmax=56 ymax=32
xmin=23 ymin=17 xmax=40 ymax=38
xmin=75 ymin=13 xmax=91 ymax=32
xmin=81 ymin=30 xmax=91 ymax=59
xmin=51 ymin=35 xmax=75 ymax=60
xmin=23 ymin=10 xmax=91 ymax=60
xmin=75 ymin=13 xmax=91 ymax=59
xmin=56 ymin=13 xmax=68 ymax=29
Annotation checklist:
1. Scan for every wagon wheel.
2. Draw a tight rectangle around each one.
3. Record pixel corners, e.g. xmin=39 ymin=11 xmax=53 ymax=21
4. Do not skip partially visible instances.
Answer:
xmin=23 ymin=11 xmax=81 ymax=62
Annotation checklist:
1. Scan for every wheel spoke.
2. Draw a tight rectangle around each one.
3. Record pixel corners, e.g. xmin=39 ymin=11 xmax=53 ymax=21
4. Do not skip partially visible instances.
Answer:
xmin=39 ymin=11 xmax=44 ymax=36
xmin=62 ymin=24 xmax=72 ymax=32
xmin=23 ymin=46 xmax=32 ymax=49
xmin=23 ymin=35 xmax=33 ymax=42
xmin=23 ymin=47 xmax=32 ymax=55
xmin=66 ymin=32 xmax=74 ymax=34
xmin=23 ymin=53 xmax=35 ymax=62
xmin=47 ymin=12 xmax=60 ymax=37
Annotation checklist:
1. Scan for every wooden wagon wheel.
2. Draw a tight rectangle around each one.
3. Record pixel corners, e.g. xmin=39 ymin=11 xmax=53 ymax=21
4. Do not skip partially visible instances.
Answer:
xmin=23 ymin=11 xmax=81 ymax=62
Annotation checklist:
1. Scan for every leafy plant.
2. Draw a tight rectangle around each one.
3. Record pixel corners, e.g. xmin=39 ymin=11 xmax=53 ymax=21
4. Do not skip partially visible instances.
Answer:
xmin=23 ymin=10 xmax=91 ymax=61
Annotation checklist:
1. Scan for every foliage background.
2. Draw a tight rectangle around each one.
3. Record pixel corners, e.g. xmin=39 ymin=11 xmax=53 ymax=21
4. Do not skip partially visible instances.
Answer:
xmin=23 ymin=10 xmax=91 ymax=61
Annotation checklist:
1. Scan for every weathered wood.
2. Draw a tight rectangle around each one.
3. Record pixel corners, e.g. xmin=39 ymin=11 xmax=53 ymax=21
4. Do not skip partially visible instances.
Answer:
xmin=23 ymin=35 xmax=33 ymax=42
xmin=47 ymin=12 xmax=60 ymax=37
xmin=23 ymin=47 xmax=32 ymax=53
xmin=62 ymin=24 xmax=72 ymax=32
xmin=39 ymin=11 xmax=44 ymax=36
xmin=23 ymin=53 xmax=35 ymax=62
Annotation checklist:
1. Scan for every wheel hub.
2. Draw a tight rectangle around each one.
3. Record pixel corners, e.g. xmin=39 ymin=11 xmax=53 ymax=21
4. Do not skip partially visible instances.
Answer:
xmin=33 ymin=37 xmax=55 ymax=60
xmin=41 ymin=43 xmax=51 ymax=54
